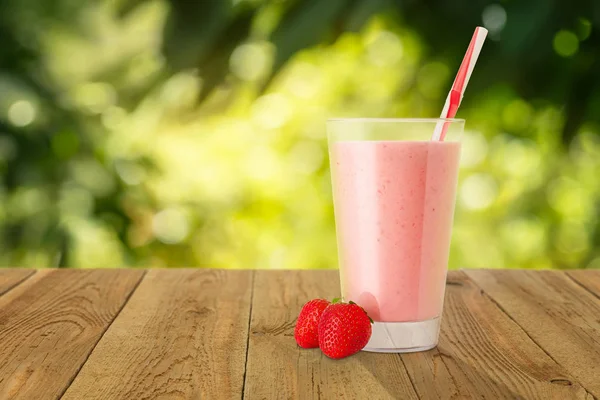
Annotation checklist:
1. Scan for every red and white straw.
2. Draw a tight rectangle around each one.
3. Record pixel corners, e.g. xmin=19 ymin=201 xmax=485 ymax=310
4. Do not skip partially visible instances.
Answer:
xmin=432 ymin=27 xmax=488 ymax=141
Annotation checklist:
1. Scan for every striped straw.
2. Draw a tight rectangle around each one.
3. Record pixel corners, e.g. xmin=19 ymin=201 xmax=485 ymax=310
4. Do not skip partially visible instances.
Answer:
xmin=432 ymin=27 xmax=488 ymax=141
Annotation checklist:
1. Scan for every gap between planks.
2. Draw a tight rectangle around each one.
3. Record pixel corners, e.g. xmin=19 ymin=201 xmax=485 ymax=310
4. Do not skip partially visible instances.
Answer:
xmin=462 ymin=269 xmax=598 ymax=399
xmin=242 ymin=270 xmax=419 ymax=399
xmin=397 ymin=270 xmax=595 ymax=399
xmin=60 ymin=269 xmax=254 ymax=399
xmin=565 ymin=272 xmax=600 ymax=302
xmin=0 ymin=269 xmax=37 ymax=297
xmin=0 ymin=269 xmax=146 ymax=400
xmin=25 ymin=268 xmax=596 ymax=399
xmin=463 ymin=271 xmax=566 ymax=370
xmin=241 ymin=270 xmax=256 ymax=400
xmin=397 ymin=353 xmax=420 ymax=396
xmin=58 ymin=269 xmax=148 ymax=399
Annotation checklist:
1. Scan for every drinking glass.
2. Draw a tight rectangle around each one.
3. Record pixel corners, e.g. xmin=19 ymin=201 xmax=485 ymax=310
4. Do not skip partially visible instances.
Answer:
xmin=328 ymin=118 xmax=463 ymax=352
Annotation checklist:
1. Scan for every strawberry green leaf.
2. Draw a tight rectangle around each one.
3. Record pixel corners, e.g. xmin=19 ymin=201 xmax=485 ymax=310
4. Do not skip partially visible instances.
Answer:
xmin=332 ymin=297 xmax=341 ymax=304
xmin=348 ymin=300 xmax=356 ymax=305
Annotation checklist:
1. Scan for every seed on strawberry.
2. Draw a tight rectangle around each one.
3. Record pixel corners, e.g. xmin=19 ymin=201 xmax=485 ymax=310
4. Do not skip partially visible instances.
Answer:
xmin=318 ymin=300 xmax=373 ymax=359
xmin=294 ymin=299 xmax=331 ymax=348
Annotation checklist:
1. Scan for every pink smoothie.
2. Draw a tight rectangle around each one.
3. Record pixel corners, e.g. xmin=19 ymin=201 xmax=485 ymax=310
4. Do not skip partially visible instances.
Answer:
xmin=330 ymin=141 xmax=461 ymax=322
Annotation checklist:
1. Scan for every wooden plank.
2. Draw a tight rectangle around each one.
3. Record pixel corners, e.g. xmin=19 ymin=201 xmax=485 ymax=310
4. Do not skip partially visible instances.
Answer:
xmin=401 ymin=271 xmax=591 ymax=399
xmin=62 ymin=269 xmax=253 ymax=400
xmin=0 ymin=269 xmax=144 ymax=400
xmin=0 ymin=269 xmax=35 ymax=296
xmin=566 ymin=270 xmax=600 ymax=299
xmin=465 ymin=269 xmax=600 ymax=398
xmin=243 ymin=270 xmax=418 ymax=400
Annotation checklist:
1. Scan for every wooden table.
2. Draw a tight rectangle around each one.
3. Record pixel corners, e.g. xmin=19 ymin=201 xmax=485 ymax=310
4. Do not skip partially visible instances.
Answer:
xmin=0 ymin=269 xmax=599 ymax=399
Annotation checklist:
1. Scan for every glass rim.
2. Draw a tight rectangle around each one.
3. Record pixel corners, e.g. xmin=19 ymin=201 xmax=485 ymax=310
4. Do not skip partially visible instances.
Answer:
xmin=327 ymin=117 xmax=465 ymax=123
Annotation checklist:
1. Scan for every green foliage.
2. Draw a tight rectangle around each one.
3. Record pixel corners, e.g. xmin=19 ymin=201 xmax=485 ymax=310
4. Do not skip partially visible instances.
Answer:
xmin=0 ymin=0 xmax=599 ymax=269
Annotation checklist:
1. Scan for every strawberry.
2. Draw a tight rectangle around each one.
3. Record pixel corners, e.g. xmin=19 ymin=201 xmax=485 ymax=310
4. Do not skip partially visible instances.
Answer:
xmin=294 ymin=299 xmax=331 ymax=348
xmin=318 ymin=299 xmax=373 ymax=359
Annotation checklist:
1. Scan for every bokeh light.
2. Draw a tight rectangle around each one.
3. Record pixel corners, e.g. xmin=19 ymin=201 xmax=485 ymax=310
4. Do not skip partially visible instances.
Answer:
xmin=576 ymin=18 xmax=592 ymax=40
xmin=460 ymin=131 xmax=488 ymax=168
xmin=365 ymin=31 xmax=403 ymax=66
xmin=500 ymin=218 xmax=547 ymax=262
xmin=8 ymin=100 xmax=36 ymax=127
xmin=481 ymin=4 xmax=507 ymax=37
xmin=460 ymin=173 xmax=498 ymax=211
xmin=553 ymin=30 xmax=579 ymax=57
xmin=72 ymin=83 xmax=116 ymax=114
xmin=230 ymin=42 xmax=273 ymax=81
xmin=153 ymin=208 xmax=190 ymax=244
xmin=251 ymin=94 xmax=292 ymax=129
xmin=1 ymin=1 xmax=599 ymax=271
xmin=502 ymin=99 xmax=533 ymax=132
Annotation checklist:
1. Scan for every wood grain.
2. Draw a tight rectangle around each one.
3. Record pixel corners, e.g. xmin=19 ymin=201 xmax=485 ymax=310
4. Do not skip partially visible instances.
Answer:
xmin=0 ymin=269 xmax=35 ymax=296
xmin=62 ymin=269 xmax=253 ymax=400
xmin=566 ymin=269 xmax=600 ymax=299
xmin=243 ymin=270 xmax=418 ymax=400
xmin=465 ymin=269 xmax=600 ymax=398
xmin=2 ymin=268 xmax=599 ymax=399
xmin=401 ymin=271 xmax=591 ymax=399
xmin=0 ymin=269 xmax=144 ymax=400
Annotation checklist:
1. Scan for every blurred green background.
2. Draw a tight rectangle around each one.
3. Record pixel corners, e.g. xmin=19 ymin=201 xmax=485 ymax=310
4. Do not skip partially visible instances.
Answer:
xmin=0 ymin=0 xmax=599 ymax=270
